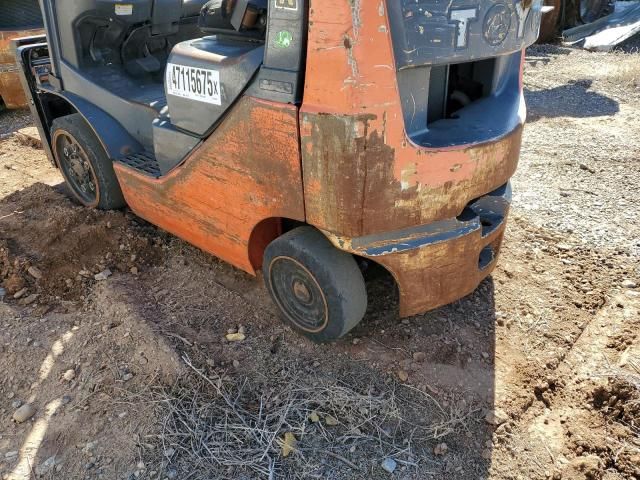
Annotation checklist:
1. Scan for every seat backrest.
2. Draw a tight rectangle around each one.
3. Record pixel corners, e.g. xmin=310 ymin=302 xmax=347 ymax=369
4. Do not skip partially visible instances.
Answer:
xmin=151 ymin=0 xmax=183 ymax=34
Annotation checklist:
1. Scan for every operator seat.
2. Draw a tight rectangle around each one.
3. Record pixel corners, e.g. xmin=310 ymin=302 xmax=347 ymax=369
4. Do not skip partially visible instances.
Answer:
xmin=198 ymin=0 xmax=268 ymax=39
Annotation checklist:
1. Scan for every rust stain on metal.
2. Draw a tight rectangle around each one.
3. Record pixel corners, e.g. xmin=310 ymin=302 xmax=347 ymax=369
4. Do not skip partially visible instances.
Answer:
xmin=378 ymin=226 xmax=507 ymax=317
xmin=299 ymin=0 xmax=524 ymax=316
xmin=301 ymin=1 xmax=524 ymax=239
xmin=114 ymin=97 xmax=305 ymax=275
xmin=0 ymin=29 xmax=44 ymax=109
xmin=302 ymin=111 xmax=521 ymax=238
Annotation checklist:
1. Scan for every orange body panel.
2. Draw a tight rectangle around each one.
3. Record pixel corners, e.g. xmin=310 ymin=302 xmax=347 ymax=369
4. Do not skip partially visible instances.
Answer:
xmin=324 ymin=218 xmax=509 ymax=317
xmin=298 ymin=0 xmax=526 ymax=315
xmin=0 ymin=29 xmax=44 ymax=108
xmin=113 ymin=96 xmax=306 ymax=275
xmin=300 ymin=0 xmax=523 ymax=238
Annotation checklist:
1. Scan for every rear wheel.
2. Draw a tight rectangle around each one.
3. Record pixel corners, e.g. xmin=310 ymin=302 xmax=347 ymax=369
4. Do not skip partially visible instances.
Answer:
xmin=263 ymin=227 xmax=367 ymax=343
xmin=51 ymin=114 xmax=125 ymax=209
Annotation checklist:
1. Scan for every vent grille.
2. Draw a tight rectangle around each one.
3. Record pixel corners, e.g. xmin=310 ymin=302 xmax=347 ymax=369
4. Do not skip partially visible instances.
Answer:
xmin=119 ymin=151 xmax=161 ymax=178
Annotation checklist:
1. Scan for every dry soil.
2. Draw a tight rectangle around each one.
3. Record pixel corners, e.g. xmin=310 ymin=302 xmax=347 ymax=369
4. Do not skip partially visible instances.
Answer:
xmin=0 ymin=45 xmax=639 ymax=480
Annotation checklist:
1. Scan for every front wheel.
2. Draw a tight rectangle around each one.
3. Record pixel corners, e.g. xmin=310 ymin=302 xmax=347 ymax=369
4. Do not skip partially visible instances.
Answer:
xmin=51 ymin=114 xmax=126 ymax=210
xmin=263 ymin=227 xmax=367 ymax=343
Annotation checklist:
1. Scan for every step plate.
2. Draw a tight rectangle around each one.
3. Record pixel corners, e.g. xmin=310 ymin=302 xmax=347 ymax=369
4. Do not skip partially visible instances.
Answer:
xmin=117 ymin=151 xmax=161 ymax=178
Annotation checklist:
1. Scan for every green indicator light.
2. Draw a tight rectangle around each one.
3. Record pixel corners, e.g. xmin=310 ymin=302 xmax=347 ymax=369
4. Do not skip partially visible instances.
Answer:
xmin=275 ymin=30 xmax=293 ymax=48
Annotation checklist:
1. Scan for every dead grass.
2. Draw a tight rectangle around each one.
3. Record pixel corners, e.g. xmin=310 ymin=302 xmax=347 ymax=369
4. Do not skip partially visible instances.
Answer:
xmin=140 ymin=356 xmax=482 ymax=480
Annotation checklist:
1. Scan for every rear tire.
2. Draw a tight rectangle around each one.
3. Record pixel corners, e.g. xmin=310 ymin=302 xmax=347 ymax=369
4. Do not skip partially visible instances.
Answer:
xmin=263 ymin=227 xmax=367 ymax=343
xmin=51 ymin=113 xmax=125 ymax=210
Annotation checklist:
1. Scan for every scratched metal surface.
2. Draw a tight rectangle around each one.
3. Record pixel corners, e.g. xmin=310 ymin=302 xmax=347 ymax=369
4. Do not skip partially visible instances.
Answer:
xmin=301 ymin=0 xmax=525 ymax=239
xmin=114 ymin=96 xmax=306 ymax=275
xmin=387 ymin=0 xmax=545 ymax=67
xmin=379 ymin=223 xmax=508 ymax=317
xmin=320 ymin=184 xmax=512 ymax=317
xmin=299 ymin=0 xmax=533 ymax=315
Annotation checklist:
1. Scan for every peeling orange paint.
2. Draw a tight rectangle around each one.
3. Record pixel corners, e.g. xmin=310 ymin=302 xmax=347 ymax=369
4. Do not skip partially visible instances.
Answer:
xmin=301 ymin=0 xmax=525 ymax=238
xmin=114 ymin=97 xmax=305 ymax=275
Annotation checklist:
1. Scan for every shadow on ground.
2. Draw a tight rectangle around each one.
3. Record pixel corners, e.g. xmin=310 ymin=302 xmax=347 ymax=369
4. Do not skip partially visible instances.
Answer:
xmin=525 ymin=79 xmax=619 ymax=121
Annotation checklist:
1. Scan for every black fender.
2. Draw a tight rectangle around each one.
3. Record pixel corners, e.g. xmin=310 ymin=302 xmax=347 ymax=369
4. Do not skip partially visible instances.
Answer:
xmin=13 ymin=40 xmax=142 ymax=166
xmin=50 ymin=91 xmax=143 ymax=162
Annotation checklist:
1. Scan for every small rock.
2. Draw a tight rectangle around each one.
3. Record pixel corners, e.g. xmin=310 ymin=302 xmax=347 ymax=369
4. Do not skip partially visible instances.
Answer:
xmin=0 ymin=287 xmax=6 ymax=298
xmin=397 ymin=370 xmax=409 ymax=382
xmin=122 ymin=373 xmax=134 ymax=382
xmin=485 ymin=409 xmax=509 ymax=426
xmin=413 ymin=352 xmax=427 ymax=363
xmin=94 ymin=269 xmax=112 ymax=281
xmin=62 ymin=369 xmax=76 ymax=382
xmin=381 ymin=458 xmax=397 ymax=474
xmin=434 ymin=442 xmax=449 ymax=456
xmin=238 ymin=325 xmax=246 ymax=335
xmin=226 ymin=332 xmax=246 ymax=342
xmin=5 ymin=451 xmax=18 ymax=459
xmin=36 ymin=455 xmax=57 ymax=476
xmin=324 ymin=415 xmax=339 ymax=426
xmin=308 ymin=411 xmax=320 ymax=423
xmin=83 ymin=441 xmax=98 ymax=453
xmin=27 ymin=266 xmax=43 ymax=280
xmin=13 ymin=288 xmax=28 ymax=299
xmin=622 ymin=279 xmax=637 ymax=289
xmin=166 ymin=467 xmax=178 ymax=479
xmin=19 ymin=293 xmax=39 ymax=306
xmin=557 ymin=243 xmax=572 ymax=252
xmin=11 ymin=400 xmax=22 ymax=409
xmin=232 ymin=360 xmax=240 ymax=368
xmin=164 ymin=447 xmax=175 ymax=458
xmin=130 ymin=267 xmax=138 ymax=275
xmin=13 ymin=403 xmax=36 ymax=423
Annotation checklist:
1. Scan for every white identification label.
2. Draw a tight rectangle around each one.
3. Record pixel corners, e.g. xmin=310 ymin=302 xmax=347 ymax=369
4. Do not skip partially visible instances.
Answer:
xmin=114 ymin=4 xmax=133 ymax=15
xmin=166 ymin=63 xmax=221 ymax=106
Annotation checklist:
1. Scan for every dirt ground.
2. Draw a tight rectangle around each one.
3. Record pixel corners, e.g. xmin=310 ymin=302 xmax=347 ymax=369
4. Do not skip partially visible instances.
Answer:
xmin=1 ymin=44 xmax=639 ymax=480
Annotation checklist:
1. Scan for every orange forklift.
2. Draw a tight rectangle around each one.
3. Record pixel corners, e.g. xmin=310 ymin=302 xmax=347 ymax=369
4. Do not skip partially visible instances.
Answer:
xmin=14 ymin=0 xmax=544 ymax=342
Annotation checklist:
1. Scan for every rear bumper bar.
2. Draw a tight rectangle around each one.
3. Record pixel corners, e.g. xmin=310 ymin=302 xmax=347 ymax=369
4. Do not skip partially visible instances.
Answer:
xmin=324 ymin=183 xmax=511 ymax=317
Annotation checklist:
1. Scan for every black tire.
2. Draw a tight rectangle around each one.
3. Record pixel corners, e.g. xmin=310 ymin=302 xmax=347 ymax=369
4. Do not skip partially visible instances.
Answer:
xmin=263 ymin=227 xmax=367 ymax=343
xmin=50 ymin=114 xmax=126 ymax=210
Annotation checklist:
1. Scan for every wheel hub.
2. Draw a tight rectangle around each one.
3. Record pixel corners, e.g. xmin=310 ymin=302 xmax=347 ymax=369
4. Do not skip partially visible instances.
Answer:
xmin=269 ymin=256 xmax=329 ymax=333
xmin=292 ymin=280 xmax=312 ymax=303
xmin=56 ymin=133 xmax=97 ymax=202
